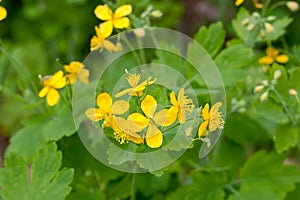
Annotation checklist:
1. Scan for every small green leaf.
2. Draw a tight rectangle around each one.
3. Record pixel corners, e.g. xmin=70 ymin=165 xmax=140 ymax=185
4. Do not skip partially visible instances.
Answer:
xmin=274 ymin=124 xmax=298 ymax=153
xmin=229 ymin=151 xmax=300 ymax=200
xmin=214 ymin=44 xmax=253 ymax=69
xmin=0 ymin=143 xmax=74 ymax=200
xmin=137 ymin=173 xmax=170 ymax=197
xmin=194 ymin=22 xmax=226 ymax=58
xmin=186 ymin=170 xmax=228 ymax=200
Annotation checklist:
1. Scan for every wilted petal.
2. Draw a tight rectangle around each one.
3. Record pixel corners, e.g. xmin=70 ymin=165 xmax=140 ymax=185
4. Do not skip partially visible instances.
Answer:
xmin=111 ymin=100 xmax=129 ymax=115
xmin=102 ymin=40 xmax=121 ymax=52
xmin=178 ymin=108 xmax=186 ymax=124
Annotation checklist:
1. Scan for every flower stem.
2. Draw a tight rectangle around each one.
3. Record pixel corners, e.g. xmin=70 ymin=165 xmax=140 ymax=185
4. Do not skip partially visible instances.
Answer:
xmin=271 ymin=85 xmax=297 ymax=125
xmin=130 ymin=173 xmax=136 ymax=200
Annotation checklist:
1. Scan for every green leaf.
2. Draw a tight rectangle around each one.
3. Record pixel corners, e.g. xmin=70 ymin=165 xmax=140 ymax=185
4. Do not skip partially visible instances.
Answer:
xmin=229 ymin=151 xmax=300 ymax=200
xmin=186 ymin=170 xmax=228 ymax=200
xmin=194 ymin=22 xmax=226 ymax=58
xmin=214 ymin=44 xmax=253 ymax=69
xmin=286 ymin=183 xmax=300 ymax=200
xmin=0 ymin=143 xmax=74 ymax=200
xmin=136 ymin=173 xmax=170 ymax=197
xmin=274 ymin=124 xmax=298 ymax=153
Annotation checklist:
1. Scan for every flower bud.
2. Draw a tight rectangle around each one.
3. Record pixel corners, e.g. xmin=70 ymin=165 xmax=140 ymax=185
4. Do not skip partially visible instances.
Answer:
xmin=254 ymin=85 xmax=264 ymax=93
xmin=267 ymin=16 xmax=276 ymax=21
xmin=273 ymin=69 xmax=282 ymax=80
xmin=287 ymin=1 xmax=299 ymax=12
xmin=133 ymin=28 xmax=145 ymax=38
xmin=260 ymin=30 xmax=266 ymax=38
xmin=252 ymin=12 xmax=260 ymax=18
xmin=151 ymin=10 xmax=163 ymax=18
xmin=261 ymin=80 xmax=269 ymax=86
xmin=265 ymin=22 xmax=274 ymax=33
xmin=260 ymin=91 xmax=269 ymax=101
xmin=246 ymin=24 xmax=255 ymax=31
xmin=241 ymin=18 xmax=250 ymax=26
xmin=289 ymin=89 xmax=298 ymax=96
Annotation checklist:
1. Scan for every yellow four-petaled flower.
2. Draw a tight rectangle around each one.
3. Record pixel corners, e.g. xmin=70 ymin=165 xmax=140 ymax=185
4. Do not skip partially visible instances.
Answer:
xmin=259 ymin=47 xmax=289 ymax=65
xmin=198 ymin=102 xmax=225 ymax=137
xmin=90 ymin=26 xmax=120 ymax=52
xmin=64 ymin=61 xmax=89 ymax=84
xmin=38 ymin=70 xmax=66 ymax=106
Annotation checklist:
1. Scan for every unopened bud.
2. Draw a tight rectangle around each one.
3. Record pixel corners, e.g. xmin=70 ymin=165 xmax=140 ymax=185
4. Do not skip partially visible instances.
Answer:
xmin=265 ymin=22 xmax=275 ymax=33
xmin=246 ymin=24 xmax=255 ymax=31
xmin=267 ymin=16 xmax=276 ymax=21
xmin=252 ymin=12 xmax=260 ymax=18
xmin=289 ymin=89 xmax=298 ymax=96
xmin=254 ymin=85 xmax=264 ymax=93
xmin=273 ymin=69 xmax=282 ymax=80
xmin=260 ymin=91 xmax=269 ymax=101
xmin=241 ymin=18 xmax=250 ymax=26
xmin=133 ymin=28 xmax=145 ymax=38
xmin=262 ymin=80 xmax=269 ymax=86
xmin=260 ymin=30 xmax=266 ymax=38
xmin=185 ymin=127 xmax=193 ymax=137
xmin=287 ymin=1 xmax=299 ymax=12
xmin=151 ymin=10 xmax=163 ymax=18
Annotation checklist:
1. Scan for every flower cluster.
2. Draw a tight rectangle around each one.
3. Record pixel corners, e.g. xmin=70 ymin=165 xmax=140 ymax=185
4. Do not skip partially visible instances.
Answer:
xmin=85 ymin=71 xmax=225 ymax=148
xmin=90 ymin=4 xmax=132 ymax=52
xmin=39 ymin=61 xmax=89 ymax=106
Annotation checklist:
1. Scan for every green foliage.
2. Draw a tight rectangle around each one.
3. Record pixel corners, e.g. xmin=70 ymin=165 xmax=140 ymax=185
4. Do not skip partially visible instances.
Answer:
xmin=0 ymin=143 xmax=74 ymax=200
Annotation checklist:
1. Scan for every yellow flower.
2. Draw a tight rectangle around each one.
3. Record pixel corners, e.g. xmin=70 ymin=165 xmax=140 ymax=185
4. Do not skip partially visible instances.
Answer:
xmin=64 ymin=61 xmax=89 ymax=84
xmin=167 ymin=88 xmax=194 ymax=124
xmin=128 ymin=95 xmax=169 ymax=148
xmin=0 ymin=6 xmax=7 ymax=21
xmin=90 ymin=26 xmax=120 ymax=52
xmin=94 ymin=4 xmax=132 ymax=38
xmin=115 ymin=70 xmax=156 ymax=98
xmin=254 ymin=0 xmax=263 ymax=9
xmin=38 ymin=70 xmax=66 ymax=106
xmin=111 ymin=116 xmax=144 ymax=144
xmin=198 ymin=102 xmax=225 ymax=137
xmin=235 ymin=0 xmax=244 ymax=6
xmin=85 ymin=92 xmax=129 ymax=127
xmin=259 ymin=47 xmax=289 ymax=65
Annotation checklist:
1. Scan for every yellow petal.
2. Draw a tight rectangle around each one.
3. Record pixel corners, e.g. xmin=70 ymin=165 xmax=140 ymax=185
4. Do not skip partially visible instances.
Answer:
xmin=67 ymin=74 xmax=76 ymax=85
xmin=39 ymin=86 xmax=50 ymax=98
xmin=177 ymin=88 xmax=185 ymax=103
xmin=100 ymin=21 xmax=113 ymax=39
xmin=268 ymin=47 xmax=279 ymax=57
xmin=141 ymin=95 xmax=157 ymax=118
xmin=275 ymin=54 xmax=289 ymax=63
xmin=115 ymin=88 xmax=133 ymax=98
xmin=165 ymin=106 xmax=178 ymax=126
xmin=128 ymin=113 xmax=149 ymax=128
xmin=201 ymin=103 xmax=210 ymax=121
xmin=235 ymin=0 xmax=244 ymax=6
xmin=0 ymin=6 xmax=7 ymax=21
xmin=111 ymin=100 xmax=129 ymax=115
xmin=90 ymin=35 xmax=103 ymax=51
xmin=114 ymin=4 xmax=132 ymax=19
xmin=77 ymin=68 xmax=90 ymax=84
xmin=178 ymin=108 xmax=186 ymax=124
xmin=51 ymin=70 xmax=66 ymax=89
xmin=259 ymin=56 xmax=274 ymax=65
xmin=94 ymin=5 xmax=112 ymax=20
xmin=97 ymin=92 xmax=112 ymax=110
xmin=64 ymin=61 xmax=83 ymax=73
xmin=146 ymin=123 xmax=163 ymax=148
xmin=85 ymin=108 xmax=105 ymax=121
xmin=170 ymin=91 xmax=178 ymax=106
xmin=210 ymin=102 xmax=222 ymax=116
xmin=102 ymin=40 xmax=121 ymax=52
xmin=113 ymin=17 xmax=130 ymax=29
xmin=198 ymin=120 xmax=209 ymax=137
xmin=46 ymin=88 xmax=60 ymax=106
xmin=128 ymin=132 xmax=144 ymax=144
xmin=153 ymin=109 xmax=168 ymax=126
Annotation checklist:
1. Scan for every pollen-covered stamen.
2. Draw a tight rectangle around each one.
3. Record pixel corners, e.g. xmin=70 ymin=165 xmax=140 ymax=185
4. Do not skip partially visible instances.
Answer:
xmin=126 ymin=72 xmax=141 ymax=87
xmin=113 ymin=131 xmax=129 ymax=144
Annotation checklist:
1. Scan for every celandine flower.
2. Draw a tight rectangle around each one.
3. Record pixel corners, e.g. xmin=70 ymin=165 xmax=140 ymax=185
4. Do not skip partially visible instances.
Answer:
xmin=168 ymin=88 xmax=194 ymax=124
xmin=128 ymin=95 xmax=169 ymax=148
xmin=39 ymin=70 xmax=66 ymax=106
xmin=94 ymin=4 xmax=132 ymax=38
xmin=111 ymin=116 xmax=144 ymax=144
xmin=198 ymin=102 xmax=225 ymax=137
xmin=259 ymin=47 xmax=289 ymax=65
xmin=0 ymin=2 xmax=7 ymax=21
xmin=85 ymin=92 xmax=129 ymax=127
xmin=115 ymin=70 xmax=156 ymax=98
xmin=235 ymin=0 xmax=244 ymax=6
xmin=90 ymin=26 xmax=120 ymax=52
xmin=64 ymin=61 xmax=89 ymax=84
